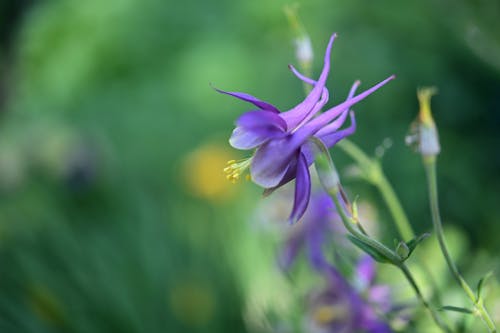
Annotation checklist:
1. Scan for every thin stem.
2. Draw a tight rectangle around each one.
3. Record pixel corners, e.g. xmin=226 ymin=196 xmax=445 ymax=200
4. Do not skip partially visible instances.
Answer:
xmin=399 ymin=264 xmax=453 ymax=333
xmin=330 ymin=188 xmax=401 ymax=265
xmin=328 ymin=187 xmax=452 ymax=333
xmin=424 ymin=156 xmax=497 ymax=333
xmin=376 ymin=173 xmax=415 ymax=241
xmin=337 ymin=140 xmax=414 ymax=241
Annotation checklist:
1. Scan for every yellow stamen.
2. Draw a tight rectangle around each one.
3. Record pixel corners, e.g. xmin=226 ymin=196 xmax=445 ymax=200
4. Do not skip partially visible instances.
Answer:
xmin=223 ymin=158 xmax=252 ymax=184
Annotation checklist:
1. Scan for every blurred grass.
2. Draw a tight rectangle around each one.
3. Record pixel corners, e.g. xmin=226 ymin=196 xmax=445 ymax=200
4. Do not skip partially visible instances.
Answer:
xmin=0 ymin=0 xmax=499 ymax=331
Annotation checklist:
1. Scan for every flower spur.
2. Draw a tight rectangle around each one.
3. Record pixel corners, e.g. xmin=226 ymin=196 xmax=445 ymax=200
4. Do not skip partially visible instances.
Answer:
xmin=218 ymin=33 xmax=395 ymax=224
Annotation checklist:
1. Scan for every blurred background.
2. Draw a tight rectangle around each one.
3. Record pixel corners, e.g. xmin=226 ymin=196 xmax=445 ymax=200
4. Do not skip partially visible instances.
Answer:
xmin=0 ymin=0 xmax=499 ymax=332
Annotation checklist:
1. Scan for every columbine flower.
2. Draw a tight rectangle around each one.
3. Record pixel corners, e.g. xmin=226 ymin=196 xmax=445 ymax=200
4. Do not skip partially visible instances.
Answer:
xmin=219 ymin=34 xmax=394 ymax=223
xmin=279 ymin=193 xmax=394 ymax=332
xmin=278 ymin=192 xmax=344 ymax=271
xmin=306 ymin=266 xmax=392 ymax=333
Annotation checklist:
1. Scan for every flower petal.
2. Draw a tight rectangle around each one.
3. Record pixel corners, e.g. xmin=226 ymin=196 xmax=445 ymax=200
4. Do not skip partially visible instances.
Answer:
xmin=304 ymin=75 xmax=395 ymax=134
xmin=250 ymin=139 xmax=294 ymax=187
xmin=288 ymin=64 xmax=317 ymax=86
xmin=356 ymin=255 xmax=376 ymax=288
xmin=318 ymin=111 xmax=357 ymax=148
xmin=214 ymin=87 xmax=280 ymax=113
xmin=236 ymin=110 xmax=287 ymax=131
xmin=230 ymin=111 xmax=287 ymax=149
xmin=288 ymin=152 xmax=311 ymax=224
xmin=315 ymin=109 xmax=349 ymax=137
xmin=229 ymin=127 xmax=273 ymax=149
xmin=280 ymin=34 xmax=336 ymax=129
xmin=251 ymin=125 xmax=313 ymax=188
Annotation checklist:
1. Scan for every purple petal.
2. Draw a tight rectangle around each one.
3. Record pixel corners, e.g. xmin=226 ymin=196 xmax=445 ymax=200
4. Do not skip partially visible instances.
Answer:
xmin=250 ymin=139 xmax=294 ymax=188
xmin=304 ymin=75 xmax=395 ymax=134
xmin=315 ymin=109 xmax=349 ymax=137
xmin=318 ymin=111 xmax=356 ymax=148
xmin=288 ymin=64 xmax=316 ymax=86
xmin=369 ymin=285 xmax=392 ymax=312
xmin=278 ymin=228 xmax=305 ymax=271
xmin=280 ymin=34 xmax=337 ymax=129
xmin=236 ymin=110 xmax=287 ymax=131
xmin=214 ymin=87 xmax=280 ymax=113
xmin=356 ymin=255 xmax=376 ymax=287
xmin=288 ymin=152 xmax=311 ymax=224
xmin=251 ymin=124 xmax=313 ymax=188
xmin=229 ymin=127 xmax=276 ymax=149
xmin=230 ymin=110 xmax=287 ymax=149
xmin=306 ymin=223 xmax=327 ymax=270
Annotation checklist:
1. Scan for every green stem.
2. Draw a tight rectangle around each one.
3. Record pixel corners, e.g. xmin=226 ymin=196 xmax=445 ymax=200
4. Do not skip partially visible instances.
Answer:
xmin=328 ymin=187 xmax=452 ymax=333
xmin=330 ymin=188 xmax=400 ymax=265
xmin=337 ymin=139 xmax=415 ymax=241
xmin=376 ymin=172 xmax=415 ymax=241
xmin=399 ymin=264 xmax=453 ymax=333
xmin=424 ymin=156 xmax=497 ymax=333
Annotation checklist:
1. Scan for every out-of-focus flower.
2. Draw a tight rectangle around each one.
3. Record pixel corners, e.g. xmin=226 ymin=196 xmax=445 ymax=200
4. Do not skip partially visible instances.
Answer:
xmin=182 ymin=143 xmax=236 ymax=202
xmin=278 ymin=192 xmax=344 ymax=271
xmin=218 ymin=34 xmax=394 ymax=223
xmin=306 ymin=266 xmax=392 ymax=333
xmin=278 ymin=193 xmax=393 ymax=332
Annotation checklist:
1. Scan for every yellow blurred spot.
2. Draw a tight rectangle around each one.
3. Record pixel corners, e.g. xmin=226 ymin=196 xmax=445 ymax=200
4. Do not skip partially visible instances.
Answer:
xmin=313 ymin=304 xmax=349 ymax=325
xmin=182 ymin=144 xmax=237 ymax=201
xmin=417 ymin=87 xmax=438 ymax=127
xmin=168 ymin=279 xmax=216 ymax=327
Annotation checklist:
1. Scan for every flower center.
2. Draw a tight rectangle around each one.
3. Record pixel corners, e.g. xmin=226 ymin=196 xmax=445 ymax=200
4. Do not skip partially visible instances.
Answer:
xmin=223 ymin=158 xmax=252 ymax=183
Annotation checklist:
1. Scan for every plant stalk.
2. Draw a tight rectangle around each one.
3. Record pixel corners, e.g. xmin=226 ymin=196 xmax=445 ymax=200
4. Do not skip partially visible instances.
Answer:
xmin=423 ymin=156 xmax=496 ymax=333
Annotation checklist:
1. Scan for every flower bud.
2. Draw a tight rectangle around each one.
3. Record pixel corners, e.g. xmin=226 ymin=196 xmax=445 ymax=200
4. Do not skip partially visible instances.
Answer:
xmin=395 ymin=241 xmax=410 ymax=260
xmin=417 ymin=87 xmax=440 ymax=156
xmin=310 ymin=137 xmax=339 ymax=194
xmin=406 ymin=87 xmax=441 ymax=157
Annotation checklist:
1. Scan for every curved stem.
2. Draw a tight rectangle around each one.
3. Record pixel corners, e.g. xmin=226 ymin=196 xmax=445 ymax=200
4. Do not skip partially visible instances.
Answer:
xmin=328 ymin=187 xmax=452 ymax=333
xmin=337 ymin=140 xmax=414 ymax=241
xmin=376 ymin=172 xmax=415 ymax=241
xmin=424 ymin=156 xmax=496 ymax=333
xmin=399 ymin=264 xmax=453 ymax=333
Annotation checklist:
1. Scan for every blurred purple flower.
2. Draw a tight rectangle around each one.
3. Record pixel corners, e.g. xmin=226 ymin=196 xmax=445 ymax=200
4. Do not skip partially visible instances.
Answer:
xmin=278 ymin=192 xmax=341 ymax=271
xmin=219 ymin=34 xmax=394 ymax=223
xmin=279 ymin=193 xmax=392 ymax=332
xmin=307 ymin=266 xmax=392 ymax=333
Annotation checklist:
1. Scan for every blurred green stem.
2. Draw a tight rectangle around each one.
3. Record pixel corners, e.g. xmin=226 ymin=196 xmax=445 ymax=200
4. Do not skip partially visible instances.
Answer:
xmin=423 ymin=156 xmax=497 ymax=333
xmin=337 ymin=139 xmax=414 ymax=241
xmin=328 ymin=186 xmax=452 ymax=333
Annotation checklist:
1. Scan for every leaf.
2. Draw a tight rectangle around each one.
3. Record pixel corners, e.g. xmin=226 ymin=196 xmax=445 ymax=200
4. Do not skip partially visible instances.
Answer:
xmin=439 ymin=306 xmax=474 ymax=315
xmin=347 ymin=235 xmax=389 ymax=264
xmin=476 ymin=271 xmax=493 ymax=302
xmin=406 ymin=233 xmax=430 ymax=257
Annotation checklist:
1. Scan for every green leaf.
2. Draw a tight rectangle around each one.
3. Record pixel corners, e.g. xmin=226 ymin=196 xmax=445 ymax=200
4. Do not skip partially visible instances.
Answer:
xmin=439 ymin=306 xmax=474 ymax=315
xmin=406 ymin=233 xmax=430 ymax=257
xmin=476 ymin=271 xmax=493 ymax=302
xmin=347 ymin=235 xmax=389 ymax=263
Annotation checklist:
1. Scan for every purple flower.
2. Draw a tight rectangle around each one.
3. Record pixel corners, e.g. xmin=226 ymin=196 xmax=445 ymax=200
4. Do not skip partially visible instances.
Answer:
xmin=278 ymin=193 xmax=393 ymax=332
xmin=306 ymin=266 xmax=392 ymax=333
xmin=278 ymin=192 xmax=342 ymax=271
xmin=220 ymin=34 xmax=395 ymax=223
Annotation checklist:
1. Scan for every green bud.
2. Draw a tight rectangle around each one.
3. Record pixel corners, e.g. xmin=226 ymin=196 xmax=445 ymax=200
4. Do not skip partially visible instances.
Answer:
xmin=310 ymin=138 xmax=339 ymax=194
xmin=396 ymin=241 xmax=410 ymax=260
